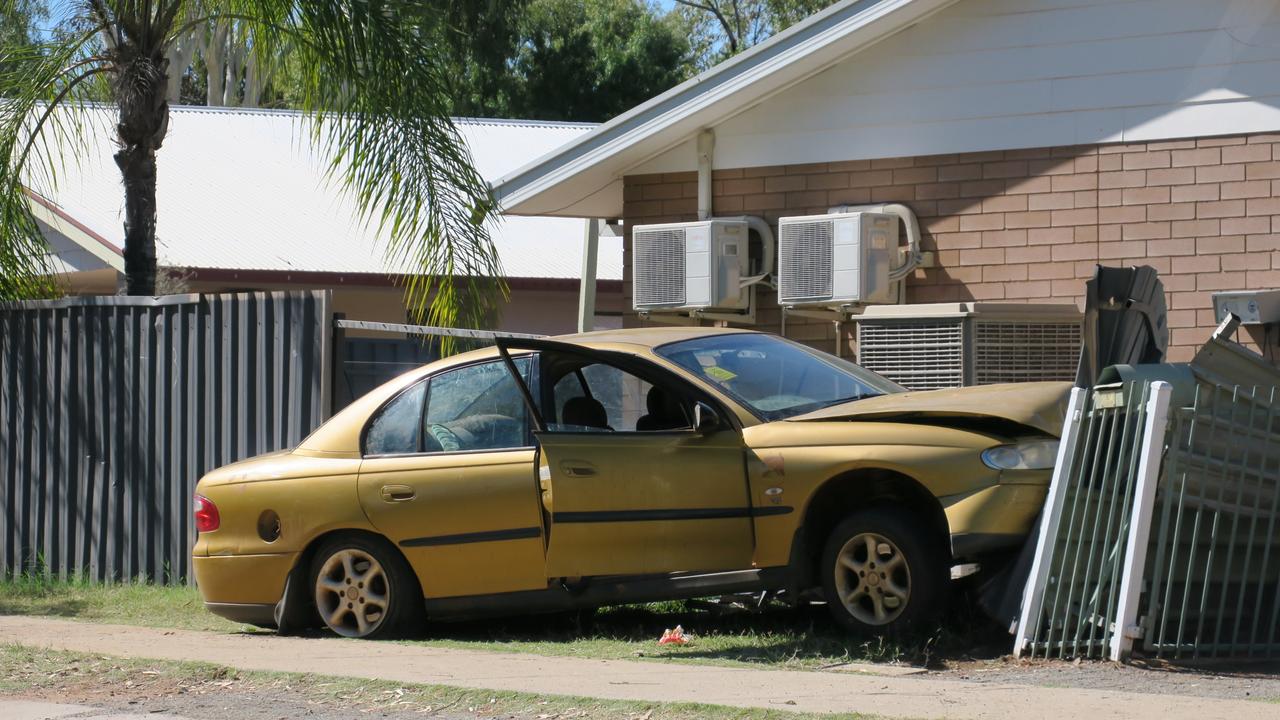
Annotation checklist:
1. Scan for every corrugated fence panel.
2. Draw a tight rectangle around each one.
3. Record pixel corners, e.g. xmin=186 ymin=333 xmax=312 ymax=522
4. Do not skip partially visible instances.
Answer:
xmin=0 ymin=291 xmax=331 ymax=583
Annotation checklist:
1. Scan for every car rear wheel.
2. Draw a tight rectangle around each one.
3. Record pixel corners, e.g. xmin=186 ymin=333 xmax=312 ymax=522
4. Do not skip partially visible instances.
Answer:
xmin=820 ymin=506 xmax=947 ymax=634
xmin=311 ymin=535 xmax=422 ymax=639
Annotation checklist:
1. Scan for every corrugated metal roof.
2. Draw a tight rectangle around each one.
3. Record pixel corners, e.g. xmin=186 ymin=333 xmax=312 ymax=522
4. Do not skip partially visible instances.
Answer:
xmin=31 ymin=106 xmax=620 ymax=280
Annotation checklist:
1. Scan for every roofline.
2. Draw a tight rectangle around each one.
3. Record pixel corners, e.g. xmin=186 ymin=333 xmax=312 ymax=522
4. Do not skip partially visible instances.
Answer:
xmin=490 ymin=0 xmax=953 ymax=215
xmin=24 ymin=189 xmax=125 ymax=271
xmin=178 ymin=267 xmax=623 ymax=293
xmin=159 ymin=103 xmax=598 ymax=130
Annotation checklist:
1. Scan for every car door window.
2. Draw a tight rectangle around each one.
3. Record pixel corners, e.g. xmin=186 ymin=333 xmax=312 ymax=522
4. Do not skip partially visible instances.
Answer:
xmin=424 ymin=357 xmax=532 ymax=452
xmin=548 ymin=361 xmax=690 ymax=433
xmin=364 ymin=380 xmax=427 ymax=455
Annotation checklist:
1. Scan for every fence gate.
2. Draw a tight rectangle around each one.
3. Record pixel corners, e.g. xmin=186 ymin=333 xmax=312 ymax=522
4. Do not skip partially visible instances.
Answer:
xmin=0 ymin=291 xmax=332 ymax=583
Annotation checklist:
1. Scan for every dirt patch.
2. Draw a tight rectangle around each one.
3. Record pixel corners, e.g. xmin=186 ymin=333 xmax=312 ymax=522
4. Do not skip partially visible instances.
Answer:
xmin=938 ymin=655 xmax=1280 ymax=702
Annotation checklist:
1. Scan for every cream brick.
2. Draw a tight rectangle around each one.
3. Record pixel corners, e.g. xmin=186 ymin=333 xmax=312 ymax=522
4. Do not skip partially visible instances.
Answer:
xmin=1146 ymin=203 xmax=1196 ymax=221
xmin=959 ymin=247 xmax=1004 ymax=265
xmin=1171 ymin=184 xmax=1219 ymax=202
xmin=1196 ymin=164 xmax=1246 ymax=183
xmin=1099 ymin=205 xmax=1146 ymax=224
xmin=1147 ymin=237 xmax=1197 ymax=256
xmin=1171 ymin=148 xmax=1221 ymax=167
xmin=981 ymin=229 xmax=1028 ymax=247
xmin=1245 ymin=161 xmax=1280 ymax=180
xmin=1122 ymin=186 xmax=1170 ymax=205
xmin=1197 ymin=200 xmax=1246 ymax=218
xmin=1123 ymin=222 xmax=1171 ymax=240
xmin=1124 ymin=151 xmax=1171 ymax=169
xmin=1221 ymin=216 xmax=1271 ymax=235
xmin=1051 ymin=208 xmax=1098 ymax=226
xmin=1222 ymin=144 xmax=1272 ymax=164
xmin=1220 ymin=180 xmax=1272 ymax=199
xmin=960 ymin=214 xmax=1005 ymax=232
xmin=1195 ymin=235 xmax=1244 ymax=254
xmin=1028 ymin=192 xmax=1075 ymax=210
xmin=1099 ymin=170 xmax=1147 ymax=188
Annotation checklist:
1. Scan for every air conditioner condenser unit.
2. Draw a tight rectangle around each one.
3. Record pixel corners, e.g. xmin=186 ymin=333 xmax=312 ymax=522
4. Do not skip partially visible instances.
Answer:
xmin=632 ymin=219 xmax=750 ymax=312
xmin=778 ymin=211 xmax=897 ymax=307
xmin=856 ymin=303 xmax=1084 ymax=391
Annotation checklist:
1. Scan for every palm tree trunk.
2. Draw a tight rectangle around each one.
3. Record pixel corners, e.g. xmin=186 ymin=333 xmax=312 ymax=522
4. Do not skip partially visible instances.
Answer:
xmin=113 ymin=56 xmax=170 ymax=296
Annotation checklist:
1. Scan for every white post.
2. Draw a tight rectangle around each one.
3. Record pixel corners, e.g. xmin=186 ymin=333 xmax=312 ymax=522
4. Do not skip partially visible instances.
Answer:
xmin=1013 ymin=386 xmax=1088 ymax=656
xmin=1109 ymin=381 xmax=1173 ymax=662
xmin=696 ymin=130 xmax=715 ymax=221
xmin=577 ymin=219 xmax=600 ymax=333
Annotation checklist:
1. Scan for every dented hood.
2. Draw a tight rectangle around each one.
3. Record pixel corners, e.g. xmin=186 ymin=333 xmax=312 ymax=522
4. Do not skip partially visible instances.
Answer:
xmin=791 ymin=381 xmax=1072 ymax=437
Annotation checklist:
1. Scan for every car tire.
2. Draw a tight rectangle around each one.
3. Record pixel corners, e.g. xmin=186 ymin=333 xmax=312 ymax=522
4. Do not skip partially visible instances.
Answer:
xmin=310 ymin=535 xmax=423 ymax=639
xmin=820 ymin=506 xmax=948 ymax=635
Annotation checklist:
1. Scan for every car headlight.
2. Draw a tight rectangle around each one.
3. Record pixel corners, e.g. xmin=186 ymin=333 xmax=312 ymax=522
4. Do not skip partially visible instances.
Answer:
xmin=981 ymin=439 xmax=1060 ymax=471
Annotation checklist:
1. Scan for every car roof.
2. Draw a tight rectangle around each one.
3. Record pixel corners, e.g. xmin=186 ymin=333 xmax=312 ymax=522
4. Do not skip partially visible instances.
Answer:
xmin=551 ymin=325 xmax=758 ymax=349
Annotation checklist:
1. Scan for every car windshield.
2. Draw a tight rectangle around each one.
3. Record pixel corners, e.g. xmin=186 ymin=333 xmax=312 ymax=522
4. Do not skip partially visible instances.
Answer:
xmin=656 ymin=333 xmax=905 ymax=421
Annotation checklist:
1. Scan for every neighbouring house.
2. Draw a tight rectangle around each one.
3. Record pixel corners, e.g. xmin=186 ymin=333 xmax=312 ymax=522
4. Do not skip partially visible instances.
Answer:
xmin=492 ymin=0 xmax=1280 ymax=363
xmin=31 ymin=106 xmax=623 ymax=336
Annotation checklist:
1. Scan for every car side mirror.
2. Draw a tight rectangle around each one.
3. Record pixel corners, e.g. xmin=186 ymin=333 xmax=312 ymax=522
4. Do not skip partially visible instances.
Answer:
xmin=693 ymin=402 xmax=720 ymax=434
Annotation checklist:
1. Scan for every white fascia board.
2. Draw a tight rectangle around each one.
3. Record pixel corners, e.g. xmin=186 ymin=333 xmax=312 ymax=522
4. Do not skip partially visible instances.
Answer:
xmin=25 ymin=192 xmax=124 ymax=272
xmin=492 ymin=0 xmax=955 ymax=218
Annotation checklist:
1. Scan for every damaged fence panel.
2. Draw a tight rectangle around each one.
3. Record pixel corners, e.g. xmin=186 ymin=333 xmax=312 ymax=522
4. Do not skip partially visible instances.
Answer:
xmin=1015 ymin=381 xmax=1171 ymax=660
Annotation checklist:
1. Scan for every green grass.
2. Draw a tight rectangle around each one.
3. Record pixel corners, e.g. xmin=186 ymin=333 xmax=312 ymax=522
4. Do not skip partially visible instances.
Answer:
xmin=0 ymin=576 xmax=1008 ymax=670
xmin=0 ymin=574 xmax=250 ymax=633
xmin=0 ymin=643 xmax=870 ymax=720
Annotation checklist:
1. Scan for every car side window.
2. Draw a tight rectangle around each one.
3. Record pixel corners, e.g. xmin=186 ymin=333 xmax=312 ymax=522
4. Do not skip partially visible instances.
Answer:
xmin=549 ymin=361 xmax=690 ymax=433
xmin=364 ymin=380 xmax=427 ymax=456
xmin=423 ymin=357 xmax=532 ymax=452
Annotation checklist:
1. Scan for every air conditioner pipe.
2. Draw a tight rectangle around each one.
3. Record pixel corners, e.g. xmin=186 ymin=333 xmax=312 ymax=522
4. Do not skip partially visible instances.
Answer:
xmin=723 ymin=215 xmax=776 ymax=287
xmin=829 ymin=203 xmax=922 ymax=281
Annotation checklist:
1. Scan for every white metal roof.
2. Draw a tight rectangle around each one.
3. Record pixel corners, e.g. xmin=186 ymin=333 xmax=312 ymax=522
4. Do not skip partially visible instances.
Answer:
xmin=31 ymin=106 xmax=621 ymax=281
xmin=490 ymin=0 xmax=951 ymax=218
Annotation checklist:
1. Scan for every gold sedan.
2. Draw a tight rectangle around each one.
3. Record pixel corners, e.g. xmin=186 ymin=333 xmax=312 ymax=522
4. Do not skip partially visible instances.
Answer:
xmin=193 ymin=327 xmax=1069 ymax=638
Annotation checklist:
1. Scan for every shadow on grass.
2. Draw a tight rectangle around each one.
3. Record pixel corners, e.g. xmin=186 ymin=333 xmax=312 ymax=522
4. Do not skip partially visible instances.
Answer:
xmin=0 ymin=597 xmax=91 ymax=619
xmin=413 ymin=588 xmax=1012 ymax=669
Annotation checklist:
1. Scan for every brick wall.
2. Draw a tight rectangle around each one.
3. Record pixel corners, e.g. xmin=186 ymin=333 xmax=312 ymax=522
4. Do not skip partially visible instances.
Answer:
xmin=622 ymin=132 xmax=1280 ymax=362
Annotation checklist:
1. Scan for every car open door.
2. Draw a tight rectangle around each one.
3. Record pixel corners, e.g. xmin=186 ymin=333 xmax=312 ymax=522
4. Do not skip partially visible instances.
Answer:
xmin=496 ymin=338 xmax=756 ymax=579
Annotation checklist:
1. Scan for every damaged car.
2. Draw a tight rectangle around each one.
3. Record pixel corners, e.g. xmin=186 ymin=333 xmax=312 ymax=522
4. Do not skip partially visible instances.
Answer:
xmin=192 ymin=327 xmax=1070 ymax=637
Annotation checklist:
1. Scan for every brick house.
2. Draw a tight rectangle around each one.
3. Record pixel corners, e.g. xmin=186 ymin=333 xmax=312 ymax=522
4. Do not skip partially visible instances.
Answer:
xmin=493 ymin=0 xmax=1280 ymax=362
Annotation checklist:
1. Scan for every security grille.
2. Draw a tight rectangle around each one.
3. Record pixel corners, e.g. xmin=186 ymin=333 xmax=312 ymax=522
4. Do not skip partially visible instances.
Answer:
xmin=778 ymin=219 xmax=833 ymax=304
xmin=857 ymin=319 xmax=965 ymax=390
xmin=633 ymin=228 xmax=685 ymax=307
xmin=973 ymin=321 xmax=1082 ymax=385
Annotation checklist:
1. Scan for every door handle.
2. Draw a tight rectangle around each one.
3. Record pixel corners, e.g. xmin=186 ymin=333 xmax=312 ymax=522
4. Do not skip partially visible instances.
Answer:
xmin=559 ymin=460 xmax=597 ymax=477
xmin=380 ymin=485 xmax=416 ymax=502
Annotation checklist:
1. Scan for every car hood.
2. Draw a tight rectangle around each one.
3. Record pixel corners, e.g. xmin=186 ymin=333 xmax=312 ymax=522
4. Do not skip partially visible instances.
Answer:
xmin=790 ymin=381 xmax=1072 ymax=437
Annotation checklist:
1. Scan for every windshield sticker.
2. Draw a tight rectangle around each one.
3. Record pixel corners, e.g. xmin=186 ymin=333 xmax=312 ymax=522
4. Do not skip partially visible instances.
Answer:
xmin=705 ymin=366 xmax=737 ymax=382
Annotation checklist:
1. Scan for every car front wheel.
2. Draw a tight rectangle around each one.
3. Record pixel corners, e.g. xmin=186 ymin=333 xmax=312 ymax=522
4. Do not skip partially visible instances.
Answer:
xmin=311 ymin=535 xmax=422 ymax=639
xmin=820 ymin=506 xmax=947 ymax=634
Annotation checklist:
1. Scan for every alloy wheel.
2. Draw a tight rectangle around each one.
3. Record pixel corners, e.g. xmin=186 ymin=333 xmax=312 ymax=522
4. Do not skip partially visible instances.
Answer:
xmin=833 ymin=532 xmax=911 ymax=626
xmin=314 ymin=548 xmax=391 ymax=638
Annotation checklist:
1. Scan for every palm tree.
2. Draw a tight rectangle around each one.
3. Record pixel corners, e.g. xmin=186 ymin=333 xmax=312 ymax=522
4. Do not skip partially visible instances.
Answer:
xmin=0 ymin=0 xmax=504 ymax=329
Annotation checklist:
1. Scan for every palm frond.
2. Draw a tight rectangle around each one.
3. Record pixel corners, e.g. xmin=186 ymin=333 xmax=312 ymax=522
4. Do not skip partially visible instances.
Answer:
xmin=224 ymin=0 xmax=506 ymax=342
xmin=0 ymin=23 xmax=113 ymax=301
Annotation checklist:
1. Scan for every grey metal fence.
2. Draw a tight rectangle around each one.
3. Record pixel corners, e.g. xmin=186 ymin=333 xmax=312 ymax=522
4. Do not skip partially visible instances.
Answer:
xmin=1016 ymin=378 xmax=1280 ymax=661
xmin=0 ymin=291 xmax=332 ymax=583
xmin=1144 ymin=383 xmax=1280 ymax=660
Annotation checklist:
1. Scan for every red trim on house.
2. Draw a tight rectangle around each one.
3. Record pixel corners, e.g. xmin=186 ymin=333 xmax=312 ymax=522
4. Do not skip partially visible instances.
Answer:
xmin=23 ymin=189 xmax=123 ymax=257
xmin=183 ymin=267 xmax=623 ymax=292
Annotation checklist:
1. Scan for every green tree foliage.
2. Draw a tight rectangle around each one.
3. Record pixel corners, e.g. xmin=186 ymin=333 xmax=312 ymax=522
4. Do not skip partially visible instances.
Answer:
xmin=0 ymin=0 xmax=502 ymax=330
xmin=430 ymin=0 xmax=693 ymax=123
xmin=675 ymin=0 xmax=834 ymax=69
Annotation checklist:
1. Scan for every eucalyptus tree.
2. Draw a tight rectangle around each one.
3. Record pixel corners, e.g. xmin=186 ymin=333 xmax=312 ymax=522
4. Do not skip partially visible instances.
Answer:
xmin=0 ymin=0 xmax=503 ymax=330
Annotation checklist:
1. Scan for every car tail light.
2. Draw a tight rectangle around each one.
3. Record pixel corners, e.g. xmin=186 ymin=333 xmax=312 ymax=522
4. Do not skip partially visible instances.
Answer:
xmin=194 ymin=494 xmax=220 ymax=533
